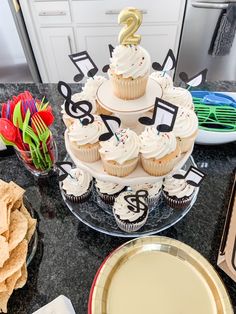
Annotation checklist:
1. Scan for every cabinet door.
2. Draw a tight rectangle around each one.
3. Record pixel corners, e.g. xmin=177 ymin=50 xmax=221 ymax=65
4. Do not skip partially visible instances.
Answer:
xmin=40 ymin=27 xmax=77 ymax=82
xmin=76 ymin=25 xmax=179 ymax=75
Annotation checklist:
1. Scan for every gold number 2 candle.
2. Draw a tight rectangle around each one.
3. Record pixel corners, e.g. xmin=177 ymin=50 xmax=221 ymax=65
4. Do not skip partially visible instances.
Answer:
xmin=118 ymin=7 xmax=142 ymax=45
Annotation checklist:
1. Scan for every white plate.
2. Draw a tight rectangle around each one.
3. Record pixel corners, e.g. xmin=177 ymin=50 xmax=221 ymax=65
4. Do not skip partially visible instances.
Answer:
xmin=65 ymin=130 xmax=193 ymax=185
xmin=96 ymin=77 xmax=162 ymax=114
xmin=195 ymin=92 xmax=236 ymax=145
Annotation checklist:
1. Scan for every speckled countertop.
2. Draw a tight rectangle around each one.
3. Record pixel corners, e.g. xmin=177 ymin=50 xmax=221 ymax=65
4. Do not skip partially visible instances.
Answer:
xmin=0 ymin=82 xmax=236 ymax=313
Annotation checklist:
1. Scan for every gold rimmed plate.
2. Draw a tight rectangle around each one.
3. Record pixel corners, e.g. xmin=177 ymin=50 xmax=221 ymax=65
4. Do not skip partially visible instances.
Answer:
xmin=89 ymin=236 xmax=233 ymax=314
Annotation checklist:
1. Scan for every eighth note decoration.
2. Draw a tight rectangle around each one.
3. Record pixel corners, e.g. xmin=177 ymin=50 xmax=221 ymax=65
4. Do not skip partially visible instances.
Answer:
xmin=56 ymin=161 xmax=73 ymax=182
xmin=139 ymin=97 xmax=178 ymax=133
xmin=99 ymin=115 xmax=121 ymax=141
xmin=57 ymin=81 xmax=94 ymax=126
xmin=102 ymin=44 xmax=115 ymax=73
xmin=179 ymin=68 xmax=208 ymax=88
xmin=173 ymin=166 xmax=206 ymax=187
xmin=69 ymin=51 xmax=98 ymax=82
xmin=152 ymin=49 xmax=177 ymax=74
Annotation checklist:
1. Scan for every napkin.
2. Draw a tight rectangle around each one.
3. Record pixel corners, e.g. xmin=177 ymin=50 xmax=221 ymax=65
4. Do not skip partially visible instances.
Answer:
xmin=32 ymin=295 xmax=76 ymax=314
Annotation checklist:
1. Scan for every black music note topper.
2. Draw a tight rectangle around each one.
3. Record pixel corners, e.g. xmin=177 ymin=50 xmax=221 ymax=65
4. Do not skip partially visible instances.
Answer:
xmin=58 ymin=81 xmax=94 ymax=126
xmin=69 ymin=51 xmax=98 ymax=82
xmin=56 ymin=161 xmax=73 ymax=182
xmin=139 ymin=98 xmax=178 ymax=133
xmin=102 ymin=44 xmax=115 ymax=73
xmin=124 ymin=190 xmax=148 ymax=213
xmin=152 ymin=49 xmax=176 ymax=72
xmin=99 ymin=115 xmax=121 ymax=141
xmin=173 ymin=166 xmax=206 ymax=187
xmin=179 ymin=68 xmax=208 ymax=87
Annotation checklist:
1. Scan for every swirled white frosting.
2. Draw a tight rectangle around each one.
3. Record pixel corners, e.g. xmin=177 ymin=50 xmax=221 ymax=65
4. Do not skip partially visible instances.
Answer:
xmin=130 ymin=180 xmax=162 ymax=198
xmin=62 ymin=168 xmax=92 ymax=197
xmin=99 ymin=129 xmax=140 ymax=165
xmin=163 ymin=170 xmax=195 ymax=198
xmin=96 ymin=179 xmax=124 ymax=195
xmin=82 ymin=75 xmax=107 ymax=99
xmin=68 ymin=115 xmax=104 ymax=145
xmin=150 ymin=71 xmax=173 ymax=90
xmin=110 ymin=45 xmax=151 ymax=79
xmin=113 ymin=191 xmax=147 ymax=222
xmin=139 ymin=127 xmax=177 ymax=159
xmin=162 ymin=87 xmax=194 ymax=109
xmin=173 ymin=107 xmax=198 ymax=138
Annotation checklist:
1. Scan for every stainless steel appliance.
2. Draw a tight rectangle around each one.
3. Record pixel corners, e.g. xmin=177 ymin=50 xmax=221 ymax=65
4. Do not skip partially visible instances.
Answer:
xmin=176 ymin=0 xmax=236 ymax=82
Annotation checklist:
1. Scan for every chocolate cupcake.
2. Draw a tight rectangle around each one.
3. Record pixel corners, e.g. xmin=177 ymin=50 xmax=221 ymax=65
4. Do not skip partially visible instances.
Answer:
xmin=95 ymin=179 xmax=125 ymax=205
xmin=130 ymin=180 xmax=162 ymax=206
xmin=162 ymin=170 xmax=196 ymax=209
xmin=113 ymin=191 xmax=149 ymax=232
xmin=62 ymin=168 xmax=93 ymax=203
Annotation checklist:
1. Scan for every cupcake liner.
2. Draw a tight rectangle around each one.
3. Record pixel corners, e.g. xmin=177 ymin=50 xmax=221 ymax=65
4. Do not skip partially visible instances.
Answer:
xmin=96 ymin=101 xmax=112 ymax=116
xmin=63 ymin=182 xmax=93 ymax=203
xmin=101 ymin=156 xmax=139 ymax=177
xmin=109 ymin=71 xmax=148 ymax=100
xmin=162 ymin=190 xmax=194 ymax=210
xmin=177 ymin=130 xmax=198 ymax=153
xmin=141 ymin=146 xmax=181 ymax=176
xmin=96 ymin=188 xmax=116 ymax=205
xmin=70 ymin=141 xmax=100 ymax=163
xmin=113 ymin=210 xmax=149 ymax=233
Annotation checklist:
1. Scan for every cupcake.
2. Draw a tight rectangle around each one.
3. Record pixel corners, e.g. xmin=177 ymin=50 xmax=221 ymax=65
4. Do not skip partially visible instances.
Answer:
xmin=61 ymin=91 xmax=97 ymax=128
xmin=162 ymin=170 xmax=196 ymax=209
xmin=62 ymin=168 xmax=93 ymax=203
xmin=173 ymin=107 xmax=198 ymax=153
xmin=95 ymin=179 xmax=125 ymax=205
xmin=150 ymin=71 xmax=173 ymax=91
xmin=99 ymin=128 xmax=140 ymax=177
xmin=162 ymin=87 xmax=194 ymax=110
xmin=108 ymin=45 xmax=151 ymax=100
xmin=82 ymin=76 xmax=111 ymax=115
xmin=68 ymin=115 xmax=104 ymax=162
xmin=113 ymin=191 xmax=149 ymax=232
xmin=139 ymin=127 xmax=181 ymax=176
xmin=130 ymin=180 xmax=162 ymax=205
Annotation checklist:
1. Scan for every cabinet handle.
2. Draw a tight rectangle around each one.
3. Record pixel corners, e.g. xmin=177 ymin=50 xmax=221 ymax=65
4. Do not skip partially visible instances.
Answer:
xmin=38 ymin=11 xmax=67 ymax=17
xmin=192 ymin=2 xmax=228 ymax=9
xmin=68 ymin=36 xmax=72 ymax=54
xmin=105 ymin=9 xmax=147 ymax=15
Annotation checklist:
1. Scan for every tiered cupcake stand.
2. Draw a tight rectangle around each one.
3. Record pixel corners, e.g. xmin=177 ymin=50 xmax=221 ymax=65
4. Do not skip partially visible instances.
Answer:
xmin=60 ymin=78 xmax=199 ymax=237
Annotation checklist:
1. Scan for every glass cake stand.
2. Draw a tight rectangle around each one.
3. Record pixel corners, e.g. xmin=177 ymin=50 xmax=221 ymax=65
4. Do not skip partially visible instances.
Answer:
xmin=59 ymin=155 xmax=198 ymax=238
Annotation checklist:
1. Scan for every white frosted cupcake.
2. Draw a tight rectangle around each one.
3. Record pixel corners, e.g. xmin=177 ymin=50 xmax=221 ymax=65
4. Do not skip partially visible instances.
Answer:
xmin=95 ymin=179 xmax=125 ymax=205
xmin=162 ymin=170 xmax=196 ymax=209
xmin=150 ymin=71 xmax=173 ymax=91
xmin=139 ymin=127 xmax=181 ymax=176
xmin=173 ymin=107 xmax=198 ymax=153
xmin=82 ymin=75 xmax=111 ymax=115
xmin=130 ymin=180 xmax=162 ymax=205
xmin=62 ymin=168 xmax=93 ymax=203
xmin=61 ymin=91 xmax=97 ymax=128
xmin=109 ymin=45 xmax=151 ymax=100
xmin=68 ymin=115 xmax=104 ymax=162
xmin=113 ymin=191 xmax=149 ymax=232
xmin=162 ymin=87 xmax=194 ymax=110
xmin=99 ymin=129 xmax=140 ymax=177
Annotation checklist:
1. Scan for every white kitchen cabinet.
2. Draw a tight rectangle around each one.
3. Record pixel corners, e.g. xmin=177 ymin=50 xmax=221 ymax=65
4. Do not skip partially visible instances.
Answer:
xmin=76 ymin=25 xmax=179 ymax=75
xmin=20 ymin=0 xmax=186 ymax=83
xmin=39 ymin=27 xmax=77 ymax=82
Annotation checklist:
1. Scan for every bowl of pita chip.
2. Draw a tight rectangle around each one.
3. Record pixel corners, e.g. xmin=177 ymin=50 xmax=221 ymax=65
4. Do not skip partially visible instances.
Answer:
xmin=0 ymin=180 xmax=37 ymax=313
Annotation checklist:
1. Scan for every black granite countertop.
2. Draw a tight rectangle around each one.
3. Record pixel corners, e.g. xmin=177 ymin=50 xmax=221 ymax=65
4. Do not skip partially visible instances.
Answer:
xmin=0 ymin=82 xmax=236 ymax=313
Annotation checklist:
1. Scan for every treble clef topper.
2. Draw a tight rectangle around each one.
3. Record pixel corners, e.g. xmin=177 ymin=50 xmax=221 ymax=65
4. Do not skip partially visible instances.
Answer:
xmin=124 ymin=190 xmax=148 ymax=213
xmin=57 ymin=81 xmax=94 ymax=126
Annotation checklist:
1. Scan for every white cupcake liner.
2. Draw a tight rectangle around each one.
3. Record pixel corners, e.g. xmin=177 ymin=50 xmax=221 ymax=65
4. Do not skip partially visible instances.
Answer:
xmin=113 ymin=208 xmax=149 ymax=233
xmin=70 ymin=141 xmax=100 ymax=162
xmin=101 ymin=156 xmax=139 ymax=177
